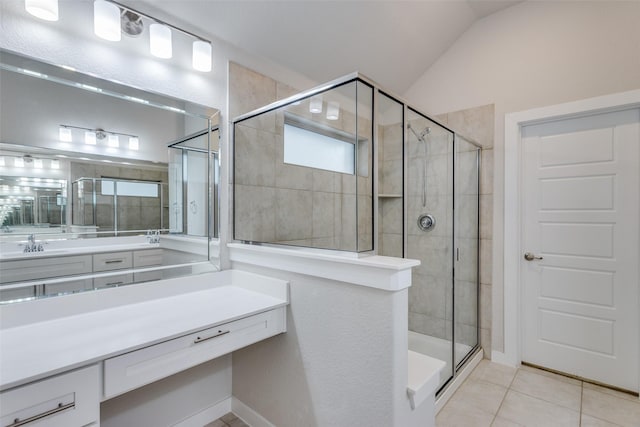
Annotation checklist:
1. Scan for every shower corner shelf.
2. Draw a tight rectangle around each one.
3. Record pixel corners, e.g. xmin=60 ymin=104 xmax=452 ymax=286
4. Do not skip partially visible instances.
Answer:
xmin=378 ymin=194 xmax=403 ymax=199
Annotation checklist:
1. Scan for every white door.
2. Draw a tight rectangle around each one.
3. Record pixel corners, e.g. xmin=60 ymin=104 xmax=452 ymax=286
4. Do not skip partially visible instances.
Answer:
xmin=521 ymin=108 xmax=640 ymax=391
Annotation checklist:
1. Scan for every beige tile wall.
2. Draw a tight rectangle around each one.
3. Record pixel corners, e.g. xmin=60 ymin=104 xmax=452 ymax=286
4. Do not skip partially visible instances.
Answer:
xmin=230 ymin=63 xmax=373 ymax=252
xmin=70 ymin=161 xmax=167 ymax=233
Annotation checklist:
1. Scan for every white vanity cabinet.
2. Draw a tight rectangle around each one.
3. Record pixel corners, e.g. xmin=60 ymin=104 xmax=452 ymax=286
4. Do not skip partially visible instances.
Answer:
xmin=0 ymin=271 xmax=289 ymax=427
xmin=104 ymin=308 xmax=285 ymax=399
xmin=0 ymin=365 xmax=100 ymax=427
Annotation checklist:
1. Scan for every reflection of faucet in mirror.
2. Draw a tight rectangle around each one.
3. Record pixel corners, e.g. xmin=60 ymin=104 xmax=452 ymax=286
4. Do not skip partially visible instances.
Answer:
xmin=22 ymin=234 xmax=45 ymax=253
xmin=1 ymin=225 xmax=11 ymax=233
xmin=146 ymin=229 xmax=161 ymax=244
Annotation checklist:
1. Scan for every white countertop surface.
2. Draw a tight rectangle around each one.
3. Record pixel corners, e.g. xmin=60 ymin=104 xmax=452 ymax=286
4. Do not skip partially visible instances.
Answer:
xmin=0 ymin=281 xmax=288 ymax=391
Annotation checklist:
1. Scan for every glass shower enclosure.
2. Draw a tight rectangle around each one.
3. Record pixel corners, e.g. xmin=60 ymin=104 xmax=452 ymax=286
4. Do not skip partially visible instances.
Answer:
xmin=233 ymin=73 xmax=481 ymax=396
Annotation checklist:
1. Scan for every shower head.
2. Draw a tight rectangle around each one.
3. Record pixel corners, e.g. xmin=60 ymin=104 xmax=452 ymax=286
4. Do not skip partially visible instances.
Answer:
xmin=408 ymin=124 xmax=431 ymax=143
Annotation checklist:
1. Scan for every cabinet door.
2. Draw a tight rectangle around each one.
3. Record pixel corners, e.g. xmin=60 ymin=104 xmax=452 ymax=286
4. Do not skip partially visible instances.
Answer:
xmin=0 ymin=365 xmax=99 ymax=427
xmin=0 ymin=255 xmax=92 ymax=284
xmin=133 ymin=249 xmax=163 ymax=267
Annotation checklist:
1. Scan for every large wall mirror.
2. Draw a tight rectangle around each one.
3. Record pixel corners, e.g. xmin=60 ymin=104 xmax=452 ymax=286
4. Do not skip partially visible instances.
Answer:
xmin=0 ymin=50 xmax=220 ymax=304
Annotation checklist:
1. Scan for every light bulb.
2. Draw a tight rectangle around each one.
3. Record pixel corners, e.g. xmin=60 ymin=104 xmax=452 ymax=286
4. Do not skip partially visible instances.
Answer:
xmin=94 ymin=0 xmax=121 ymax=42
xmin=25 ymin=0 xmax=58 ymax=21
xmin=51 ymin=159 xmax=60 ymax=169
xmin=150 ymin=24 xmax=172 ymax=59
xmin=0 ymin=157 xmax=4 ymax=167
xmin=310 ymin=95 xmax=323 ymax=114
xmin=128 ymin=136 xmax=139 ymax=150
xmin=108 ymin=134 xmax=119 ymax=148
xmin=59 ymin=126 xmax=72 ymax=142
xmin=85 ymin=131 xmax=97 ymax=145
xmin=192 ymin=40 xmax=212 ymax=72
xmin=327 ymin=101 xmax=340 ymax=120
xmin=33 ymin=159 xmax=43 ymax=169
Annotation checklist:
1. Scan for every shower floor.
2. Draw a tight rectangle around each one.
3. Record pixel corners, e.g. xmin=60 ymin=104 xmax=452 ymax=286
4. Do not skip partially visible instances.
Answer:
xmin=408 ymin=330 xmax=472 ymax=386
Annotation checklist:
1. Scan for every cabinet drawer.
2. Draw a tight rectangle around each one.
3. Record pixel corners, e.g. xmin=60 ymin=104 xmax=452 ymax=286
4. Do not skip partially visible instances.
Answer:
xmin=93 ymin=251 xmax=132 ymax=272
xmin=133 ymin=270 xmax=164 ymax=283
xmin=104 ymin=307 xmax=286 ymax=399
xmin=133 ymin=249 xmax=163 ymax=268
xmin=44 ymin=279 xmax=93 ymax=296
xmin=0 ymin=255 xmax=92 ymax=284
xmin=0 ymin=284 xmax=37 ymax=303
xmin=93 ymin=273 xmax=133 ymax=289
xmin=0 ymin=364 xmax=99 ymax=427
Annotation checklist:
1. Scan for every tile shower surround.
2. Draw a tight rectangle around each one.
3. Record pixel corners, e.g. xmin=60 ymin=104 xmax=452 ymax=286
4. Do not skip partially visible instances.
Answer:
xmin=233 ymin=83 xmax=374 ymax=252
xmin=70 ymin=161 xmax=168 ymax=232
xmin=229 ymin=61 xmax=495 ymax=358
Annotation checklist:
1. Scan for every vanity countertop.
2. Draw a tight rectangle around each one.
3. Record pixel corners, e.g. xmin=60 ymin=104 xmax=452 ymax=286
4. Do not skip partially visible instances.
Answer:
xmin=0 ymin=241 xmax=160 ymax=261
xmin=0 ymin=271 xmax=289 ymax=391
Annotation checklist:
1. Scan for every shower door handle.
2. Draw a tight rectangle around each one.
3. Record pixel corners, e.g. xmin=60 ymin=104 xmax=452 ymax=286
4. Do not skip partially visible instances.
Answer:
xmin=524 ymin=252 xmax=543 ymax=261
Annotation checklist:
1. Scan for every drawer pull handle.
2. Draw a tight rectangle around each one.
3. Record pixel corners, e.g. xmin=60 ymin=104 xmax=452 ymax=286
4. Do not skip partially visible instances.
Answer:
xmin=194 ymin=330 xmax=230 ymax=344
xmin=105 ymin=281 xmax=124 ymax=286
xmin=8 ymin=402 xmax=75 ymax=427
xmin=105 ymin=259 xmax=124 ymax=264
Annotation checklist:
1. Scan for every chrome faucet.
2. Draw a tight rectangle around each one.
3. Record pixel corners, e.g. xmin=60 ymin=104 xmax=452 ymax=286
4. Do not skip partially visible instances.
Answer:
xmin=23 ymin=234 xmax=45 ymax=253
xmin=146 ymin=229 xmax=161 ymax=244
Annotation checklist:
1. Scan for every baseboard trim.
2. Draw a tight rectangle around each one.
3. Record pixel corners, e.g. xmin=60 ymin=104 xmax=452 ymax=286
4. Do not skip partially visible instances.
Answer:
xmin=435 ymin=348 xmax=483 ymax=414
xmin=173 ymin=397 xmax=232 ymax=427
xmin=232 ymin=397 xmax=276 ymax=427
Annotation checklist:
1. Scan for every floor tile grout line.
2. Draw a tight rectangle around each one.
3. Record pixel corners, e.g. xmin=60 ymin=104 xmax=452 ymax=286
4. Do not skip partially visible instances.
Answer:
xmin=490 ymin=364 xmax=519 ymax=425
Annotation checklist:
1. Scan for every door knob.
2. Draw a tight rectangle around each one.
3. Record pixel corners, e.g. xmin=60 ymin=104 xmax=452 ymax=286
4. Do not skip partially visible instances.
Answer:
xmin=524 ymin=252 xmax=543 ymax=261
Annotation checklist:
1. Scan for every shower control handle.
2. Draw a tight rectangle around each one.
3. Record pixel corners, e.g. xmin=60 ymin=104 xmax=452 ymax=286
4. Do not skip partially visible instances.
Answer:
xmin=524 ymin=252 xmax=543 ymax=261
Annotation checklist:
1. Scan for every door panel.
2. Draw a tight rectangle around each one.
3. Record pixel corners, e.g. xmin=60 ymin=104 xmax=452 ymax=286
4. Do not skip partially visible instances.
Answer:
xmin=522 ymin=108 xmax=639 ymax=391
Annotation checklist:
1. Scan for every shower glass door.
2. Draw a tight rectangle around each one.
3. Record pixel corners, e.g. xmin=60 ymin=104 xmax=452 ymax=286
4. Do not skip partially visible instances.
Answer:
xmin=406 ymin=108 xmax=455 ymax=390
xmin=454 ymin=136 xmax=480 ymax=368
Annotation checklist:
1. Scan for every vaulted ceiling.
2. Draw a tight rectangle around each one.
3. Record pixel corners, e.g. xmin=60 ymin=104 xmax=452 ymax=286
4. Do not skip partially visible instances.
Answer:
xmin=140 ymin=0 xmax=522 ymax=94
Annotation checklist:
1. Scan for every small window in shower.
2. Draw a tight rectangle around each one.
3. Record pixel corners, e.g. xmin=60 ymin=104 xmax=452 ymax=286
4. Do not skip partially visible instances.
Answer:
xmin=101 ymin=180 xmax=159 ymax=198
xmin=283 ymin=122 xmax=355 ymax=175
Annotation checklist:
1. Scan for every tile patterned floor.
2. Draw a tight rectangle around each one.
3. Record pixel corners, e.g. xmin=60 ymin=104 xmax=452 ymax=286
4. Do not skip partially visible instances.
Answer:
xmin=437 ymin=360 xmax=640 ymax=427
xmin=204 ymin=412 xmax=249 ymax=427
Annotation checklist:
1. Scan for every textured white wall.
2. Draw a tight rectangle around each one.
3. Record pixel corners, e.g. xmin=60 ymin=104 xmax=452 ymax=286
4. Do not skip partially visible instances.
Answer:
xmin=404 ymin=0 xmax=640 ymax=355
xmin=230 ymin=262 xmax=429 ymax=427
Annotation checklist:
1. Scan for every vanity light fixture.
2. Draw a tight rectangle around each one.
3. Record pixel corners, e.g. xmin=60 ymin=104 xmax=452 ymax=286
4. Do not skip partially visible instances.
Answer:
xmin=94 ymin=0 xmax=121 ymax=41
xmin=310 ymin=95 xmax=323 ymax=114
xmin=51 ymin=159 xmax=60 ymax=169
xmin=60 ymin=124 xmax=138 ymax=150
xmin=59 ymin=126 xmax=72 ymax=142
xmin=25 ymin=0 xmax=58 ymax=21
xmin=92 ymin=0 xmax=213 ymax=71
xmin=0 ymin=157 xmax=5 ymax=167
xmin=108 ymin=134 xmax=120 ymax=148
xmin=326 ymin=101 xmax=340 ymax=121
xmin=192 ymin=40 xmax=212 ymax=72
xmin=149 ymin=23 xmax=172 ymax=59
xmin=14 ymin=158 xmax=25 ymax=168
xmin=128 ymin=136 xmax=139 ymax=150
xmin=85 ymin=131 xmax=97 ymax=145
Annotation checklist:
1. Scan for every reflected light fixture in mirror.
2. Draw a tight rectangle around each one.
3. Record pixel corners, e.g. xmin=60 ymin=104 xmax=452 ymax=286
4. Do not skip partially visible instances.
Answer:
xmin=128 ymin=136 xmax=139 ymax=150
xmin=59 ymin=126 xmax=72 ymax=142
xmin=108 ymin=134 xmax=119 ymax=148
xmin=149 ymin=23 xmax=173 ymax=59
xmin=310 ymin=95 xmax=323 ymax=113
xmin=326 ymin=101 xmax=340 ymax=120
xmin=25 ymin=0 xmax=58 ymax=21
xmin=94 ymin=0 xmax=121 ymax=42
xmin=85 ymin=131 xmax=97 ymax=145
